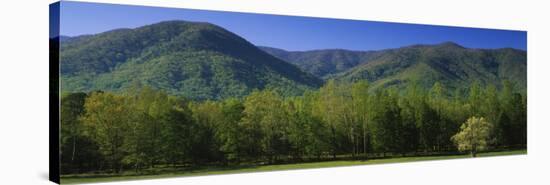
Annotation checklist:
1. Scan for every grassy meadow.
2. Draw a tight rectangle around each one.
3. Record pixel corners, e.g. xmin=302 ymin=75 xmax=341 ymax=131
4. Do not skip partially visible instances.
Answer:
xmin=61 ymin=149 xmax=526 ymax=184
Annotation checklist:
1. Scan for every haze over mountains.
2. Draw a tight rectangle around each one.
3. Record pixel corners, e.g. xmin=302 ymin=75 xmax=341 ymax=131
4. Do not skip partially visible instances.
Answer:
xmin=59 ymin=20 xmax=526 ymax=99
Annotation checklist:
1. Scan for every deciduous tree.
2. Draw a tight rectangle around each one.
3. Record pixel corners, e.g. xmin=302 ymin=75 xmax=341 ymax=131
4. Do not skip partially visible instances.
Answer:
xmin=451 ymin=117 xmax=493 ymax=157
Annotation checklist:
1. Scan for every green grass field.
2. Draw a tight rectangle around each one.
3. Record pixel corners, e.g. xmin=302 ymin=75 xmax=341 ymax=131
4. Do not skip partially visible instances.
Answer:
xmin=61 ymin=149 xmax=526 ymax=184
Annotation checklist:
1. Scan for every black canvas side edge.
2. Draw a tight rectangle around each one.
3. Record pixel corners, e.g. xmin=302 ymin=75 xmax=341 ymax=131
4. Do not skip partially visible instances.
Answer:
xmin=49 ymin=2 xmax=60 ymax=184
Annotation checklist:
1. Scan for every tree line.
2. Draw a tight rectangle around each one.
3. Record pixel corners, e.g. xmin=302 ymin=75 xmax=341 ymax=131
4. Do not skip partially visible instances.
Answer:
xmin=60 ymin=80 xmax=526 ymax=174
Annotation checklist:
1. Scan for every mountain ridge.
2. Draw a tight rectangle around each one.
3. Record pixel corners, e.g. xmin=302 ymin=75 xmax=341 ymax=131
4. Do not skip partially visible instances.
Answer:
xmin=59 ymin=20 xmax=526 ymax=99
xmin=261 ymin=42 xmax=526 ymax=92
xmin=60 ymin=20 xmax=323 ymax=100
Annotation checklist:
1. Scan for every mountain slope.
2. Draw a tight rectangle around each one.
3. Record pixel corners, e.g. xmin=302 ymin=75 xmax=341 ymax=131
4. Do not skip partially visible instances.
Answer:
xmin=259 ymin=46 xmax=381 ymax=79
xmin=335 ymin=42 xmax=527 ymax=92
xmin=60 ymin=20 xmax=323 ymax=100
xmin=262 ymin=42 xmax=526 ymax=93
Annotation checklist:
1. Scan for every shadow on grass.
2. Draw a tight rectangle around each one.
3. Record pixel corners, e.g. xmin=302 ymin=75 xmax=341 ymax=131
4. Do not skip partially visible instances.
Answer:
xmin=61 ymin=163 xmax=265 ymax=183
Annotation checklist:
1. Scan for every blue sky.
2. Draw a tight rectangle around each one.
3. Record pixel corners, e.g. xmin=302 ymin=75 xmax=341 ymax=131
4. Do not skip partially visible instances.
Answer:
xmin=59 ymin=1 xmax=526 ymax=51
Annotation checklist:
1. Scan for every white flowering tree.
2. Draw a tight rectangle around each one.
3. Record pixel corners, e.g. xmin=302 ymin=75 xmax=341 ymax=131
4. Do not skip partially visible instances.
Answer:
xmin=451 ymin=117 xmax=493 ymax=157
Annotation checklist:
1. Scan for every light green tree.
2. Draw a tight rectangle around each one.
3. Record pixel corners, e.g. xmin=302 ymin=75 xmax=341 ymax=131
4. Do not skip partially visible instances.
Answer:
xmin=314 ymin=80 xmax=353 ymax=158
xmin=451 ymin=117 xmax=493 ymax=157
xmin=81 ymin=92 xmax=130 ymax=173
xmin=351 ymin=80 xmax=370 ymax=158
xmin=217 ymin=98 xmax=245 ymax=163
xmin=241 ymin=89 xmax=287 ymax=163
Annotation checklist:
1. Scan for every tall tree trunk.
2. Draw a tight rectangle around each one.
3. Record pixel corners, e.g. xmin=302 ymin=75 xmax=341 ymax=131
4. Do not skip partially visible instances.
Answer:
xmin=71 ymin=135 xmax=76 ymax=162
xmin=112 ymin=139 xmax=117 ymax=173
xmin=356 ymin=134 xmax=360 ymax=158
xmin=350 ymin=128 xmax=355 ymax=158
xmin=331 ymin=125 xmax=336 ymax=159
xmin=363 ymin=126 xmax=366 ymax=154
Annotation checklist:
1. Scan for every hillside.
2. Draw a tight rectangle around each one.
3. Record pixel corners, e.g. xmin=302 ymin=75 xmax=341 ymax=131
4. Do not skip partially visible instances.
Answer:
xmin=335 ymin=42 xmax=527 ymax=92
xmin=59 ymin=20 xmax=526 ymax=99
xmin=259 ymin=46 xmax=382 ymax=79
xmin=59 ymin=21 xmax=323 ymax=99
xmin=262 ymin=42 xmax=527 ymax=93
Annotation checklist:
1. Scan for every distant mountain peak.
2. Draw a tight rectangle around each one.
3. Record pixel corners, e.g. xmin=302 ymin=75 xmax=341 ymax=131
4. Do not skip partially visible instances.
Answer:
xmin=436 ymin=41 xmax=465 ymax=49
xmin=406 ymin=41 xmax=465 ymax=50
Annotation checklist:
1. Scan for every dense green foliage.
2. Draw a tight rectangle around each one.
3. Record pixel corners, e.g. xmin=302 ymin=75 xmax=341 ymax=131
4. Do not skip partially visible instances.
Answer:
xmin=262 ymin=43 xmax=527 ymax=93
xmin=60 ymin=21 xmax=322 ymax=99
xmin=58 ymin=20 xmax=527 ymax=178
xmin=60 ymin=80 xmax=526 ymax=174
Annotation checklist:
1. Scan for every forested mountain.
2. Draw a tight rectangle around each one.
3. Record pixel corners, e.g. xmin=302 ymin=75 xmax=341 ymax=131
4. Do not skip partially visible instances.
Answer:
xmin=60 ymin=20 xmax=526 ymax=100
xmin=261 ymin=42 xmax=527 ymax=93
xmin=58 ymin=20 xmax=527 ymax=178
xmin=259 ymin=46 xmax=382 ymax=79
xmin=60 ymin=21 xmax=323 ymax=99
xmin=335 ymin=42 xmax=527 ymax=92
